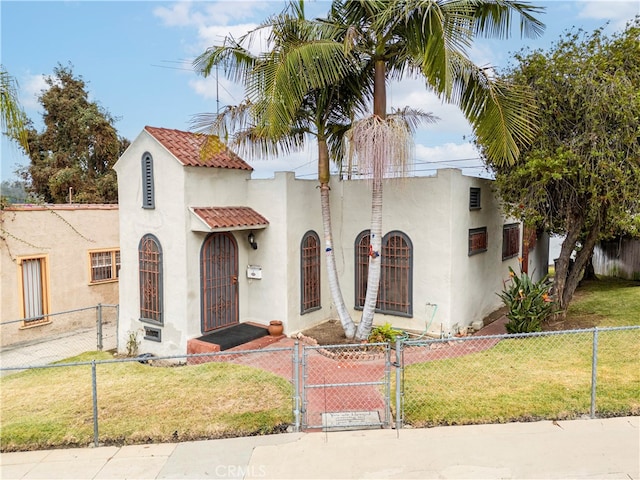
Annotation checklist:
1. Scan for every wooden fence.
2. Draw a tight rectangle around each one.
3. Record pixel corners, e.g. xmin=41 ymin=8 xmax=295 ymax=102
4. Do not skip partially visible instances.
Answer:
xmin=593 ymin=238 xmax=640 ymax=280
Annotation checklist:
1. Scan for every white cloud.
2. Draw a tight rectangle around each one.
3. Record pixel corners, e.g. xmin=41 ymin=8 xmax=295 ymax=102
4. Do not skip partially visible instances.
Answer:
xmin=467 ymin=41 xmax=499 ymax=70
xmin=21 ymin=73 xmax=47 ymax=110
xmin=156 ymin=2 xmax=275 ymax=102
xmin=200 ymin=1 xmax=273 ymax=25
xmin=189 ymin=75 xmax=245 ymax=105
xmin=154 ymin=1 xmax=271 ymax=29
xmin=246 ymin=142 xmax=318 ymax=179
xmin=413 ymin=142 xmax=490 ymax=178
xmin=415 ymin=142 xmax=480 ymax=163
xmin=387 ymin=78 xmax=474 ymax=139
xmin=577 ymin=1 xmax=639 ymax=30
xmin=196 ymin=23 xmax=264 ymax=52
xmin=153 ymin=2 xmax=197 ymax=27
xmin=188 ymin=76 xmax=218 ymax=101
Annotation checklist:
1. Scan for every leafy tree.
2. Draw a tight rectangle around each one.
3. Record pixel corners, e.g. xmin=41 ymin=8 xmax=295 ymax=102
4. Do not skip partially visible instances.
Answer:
xmin=0 ymin=65 xmax=29 ymax=152
xmin=326 ymin=0 xmax=544 ymax=340
xmin=0 ymin=180 xmax=29 ymax=205
xmin=484 ymin=18 xmax=640 ymax=313
xmin=21 ymin=64 xmax=129 ymax=203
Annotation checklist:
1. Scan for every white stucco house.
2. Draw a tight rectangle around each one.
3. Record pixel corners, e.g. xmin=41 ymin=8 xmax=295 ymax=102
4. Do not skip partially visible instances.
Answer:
xmin=114 ymin=126 xmax=548 ymax=357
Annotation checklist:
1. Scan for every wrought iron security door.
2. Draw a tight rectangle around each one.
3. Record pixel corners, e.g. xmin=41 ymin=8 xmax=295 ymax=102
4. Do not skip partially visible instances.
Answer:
xmin=201 ymin=232 xmax=239 ymax=332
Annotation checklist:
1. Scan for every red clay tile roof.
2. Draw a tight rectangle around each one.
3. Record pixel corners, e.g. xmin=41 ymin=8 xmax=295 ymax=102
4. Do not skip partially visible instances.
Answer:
xmin=191 ymin=207 xmax=269 ymax=230
xmin=144 ymin=126 xmax=253 ymax=171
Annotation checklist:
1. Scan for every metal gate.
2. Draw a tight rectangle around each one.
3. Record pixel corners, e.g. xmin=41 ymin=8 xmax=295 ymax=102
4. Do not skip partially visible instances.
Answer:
xmin=300 ymin=342 xmax=392 ymax=430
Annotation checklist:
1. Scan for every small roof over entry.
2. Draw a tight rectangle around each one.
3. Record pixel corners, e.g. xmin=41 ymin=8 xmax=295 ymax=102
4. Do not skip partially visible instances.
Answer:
xmin=189 ymin=206 xmax=269 ymax=233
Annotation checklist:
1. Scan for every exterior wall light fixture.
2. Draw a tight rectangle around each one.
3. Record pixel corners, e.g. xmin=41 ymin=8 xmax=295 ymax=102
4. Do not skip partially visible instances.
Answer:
xmin=248 ymin=232 xmax=258 ymax=250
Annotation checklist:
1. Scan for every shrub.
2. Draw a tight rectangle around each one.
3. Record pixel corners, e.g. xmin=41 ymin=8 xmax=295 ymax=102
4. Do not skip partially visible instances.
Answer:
xmin=368 ymin=323 xmax=405 ymax=343
xmin=498 ymin=267 xmax=557 ymax=333
xmin=125 ymin=329 xmax=141 ymax=357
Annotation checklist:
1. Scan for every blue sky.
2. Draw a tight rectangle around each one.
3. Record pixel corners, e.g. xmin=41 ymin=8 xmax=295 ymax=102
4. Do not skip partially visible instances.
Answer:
xmin=1 ymin=0 xmax=638 ymax=183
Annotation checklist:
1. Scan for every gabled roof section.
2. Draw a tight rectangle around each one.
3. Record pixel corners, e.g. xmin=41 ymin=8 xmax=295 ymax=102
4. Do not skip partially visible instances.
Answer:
xmin=190 ymin=207 xmax=269 ymax=232
xmin=144 ymin=126 xmax=253 ymax=171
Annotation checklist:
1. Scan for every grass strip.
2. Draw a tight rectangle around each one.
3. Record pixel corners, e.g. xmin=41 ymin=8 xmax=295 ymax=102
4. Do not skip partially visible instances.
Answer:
xmin=399 ymin=330 xmax=639 ymax=426
xmin=1 ymin=352 xmax=293 ymax=451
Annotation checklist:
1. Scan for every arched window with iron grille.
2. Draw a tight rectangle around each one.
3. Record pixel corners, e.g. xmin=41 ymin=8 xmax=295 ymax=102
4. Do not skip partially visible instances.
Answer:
xmin=354 ymin=230 xmax=413 ymax=317
xmin=301 ymin=230 xmax=321 ymax=314
xmin=139 ymin=234 xmax=162 ymax=324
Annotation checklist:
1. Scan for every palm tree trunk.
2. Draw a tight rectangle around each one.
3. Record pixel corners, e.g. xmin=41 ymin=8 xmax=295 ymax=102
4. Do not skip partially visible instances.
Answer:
xmin=355 ymin=169 xmax=383 ymax=340
xmin=373 ymin=59 xmax=386 ymax=120
xmin=318 ymin=137 xmax=356 ymax=338
xmin=355 ymin=59 xmax=387 ymax=341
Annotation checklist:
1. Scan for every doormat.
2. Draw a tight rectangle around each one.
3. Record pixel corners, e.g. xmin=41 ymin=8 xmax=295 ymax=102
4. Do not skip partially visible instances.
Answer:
xmin=197 ymin=323 xmax=268 ymax=351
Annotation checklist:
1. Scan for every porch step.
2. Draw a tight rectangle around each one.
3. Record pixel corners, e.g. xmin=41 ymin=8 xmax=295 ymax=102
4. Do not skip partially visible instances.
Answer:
xmin=186 ymin=330 xmax=286 ymax=365
xmin=228 ymin=333 xmax=285 ymax=351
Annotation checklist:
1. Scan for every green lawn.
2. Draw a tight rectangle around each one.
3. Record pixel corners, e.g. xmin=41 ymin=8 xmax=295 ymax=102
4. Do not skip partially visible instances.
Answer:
xmin=1 ymin=352 xmax=293 ymax=452
xmin=400 ymin=276 xmax=640 ymax=426
xmin=566 ymin=277 xmax=640 ymax=327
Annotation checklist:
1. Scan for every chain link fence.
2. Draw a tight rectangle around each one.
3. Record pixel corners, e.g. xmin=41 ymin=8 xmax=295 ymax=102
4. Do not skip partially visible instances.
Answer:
xmin=1 ymin=325 xmax=638 ymax=450
xmin=301 ymin=342 xmax=391 ymax=430
xmin=1 ymin=347 xmax=298 ymax=450
xmin=398 ymin=326 xmax=640 ymax=428
xmin=0 ymin=304 xmax=117 ymax=374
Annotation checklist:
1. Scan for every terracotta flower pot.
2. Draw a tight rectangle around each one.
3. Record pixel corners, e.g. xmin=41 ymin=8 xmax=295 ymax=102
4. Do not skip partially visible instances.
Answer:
xmin=268 ymin=320 xmax=284 ymax=336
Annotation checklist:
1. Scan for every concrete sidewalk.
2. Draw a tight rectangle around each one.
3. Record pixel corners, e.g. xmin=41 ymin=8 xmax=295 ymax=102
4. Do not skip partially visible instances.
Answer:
xmin=1 ymin=416 xmax=638 ymax=479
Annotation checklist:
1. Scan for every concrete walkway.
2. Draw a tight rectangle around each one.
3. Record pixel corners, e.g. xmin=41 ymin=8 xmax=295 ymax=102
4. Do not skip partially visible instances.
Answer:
xmin=2 ymin=416 xmax=638 ymax=479
xmin=0 ymin=322 xmax=117 ymax=376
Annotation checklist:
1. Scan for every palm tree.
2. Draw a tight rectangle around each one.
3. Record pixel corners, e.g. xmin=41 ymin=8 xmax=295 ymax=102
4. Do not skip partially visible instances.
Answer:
xmin=324 ymin=0 xmax=545 ymax=340
xmin=0 ymin=65 xmax=29 ymax=152
xmin=193 ymin=1 xmax=370 ymax=339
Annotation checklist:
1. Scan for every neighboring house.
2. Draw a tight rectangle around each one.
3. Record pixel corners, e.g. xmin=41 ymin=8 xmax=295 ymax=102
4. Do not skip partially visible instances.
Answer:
xmin=593 ymin=237 xmax=640 ymax=280
xmin=0 ymin=204 xmax=119 ymax=347
xmin=114 ymin=126 xmax=546 ymax=357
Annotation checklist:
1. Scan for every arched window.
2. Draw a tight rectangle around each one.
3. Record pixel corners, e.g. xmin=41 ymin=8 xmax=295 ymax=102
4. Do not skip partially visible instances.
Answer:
xmin=141 ymin=152 xmax=155 ymax=209
xmin=380 ymin=231 xmax=413 ymax=316
xmin=139 ymin=234 xmax=162 ymax=324
xmin=354 ymin=231 xmax=370 ymax=310
xmin=301 ymin=230 xmax=321 ymax=314
xmin=354 ymin=230 xmax=413 ymax=317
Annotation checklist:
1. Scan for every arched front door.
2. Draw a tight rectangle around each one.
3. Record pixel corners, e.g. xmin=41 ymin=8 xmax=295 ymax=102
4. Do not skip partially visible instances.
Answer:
xmin=201 ymin=232 xmax=239 ymax=333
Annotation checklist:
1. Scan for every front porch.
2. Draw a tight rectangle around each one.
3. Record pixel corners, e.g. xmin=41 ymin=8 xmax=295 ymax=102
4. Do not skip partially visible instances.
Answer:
xmin=186 ymin=322 xmax=285 ymax=355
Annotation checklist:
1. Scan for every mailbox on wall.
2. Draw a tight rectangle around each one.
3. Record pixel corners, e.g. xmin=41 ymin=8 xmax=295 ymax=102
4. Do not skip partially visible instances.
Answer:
xmin=247 ymin=265 xmax=262 ymax=279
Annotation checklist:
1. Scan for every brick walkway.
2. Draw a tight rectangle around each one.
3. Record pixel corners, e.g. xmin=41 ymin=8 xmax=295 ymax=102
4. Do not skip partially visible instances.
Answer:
xmin=215 ymin=316 xmax=509 ymax=430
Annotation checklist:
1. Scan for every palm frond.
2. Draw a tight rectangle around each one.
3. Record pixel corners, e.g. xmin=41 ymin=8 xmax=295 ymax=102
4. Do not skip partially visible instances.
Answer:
xmin=247 ymin=39 xmax=356 ymax=137
xmin=193 ymin=38 xmax=257 ymax=85
xmin=445 ymin=52 xmax=538 ymax=165
xmin=389 ymin=106 xmax=439 ymax=133
xmin=190 ymin=99 xmax=255 ymax=142
xmin=0 ymin=66 xmax=29 ymax=152
xmin=468 ymin=0 xmax=546 ymax=39
xmin=191 ymin=99 xmax=309 ymax=161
